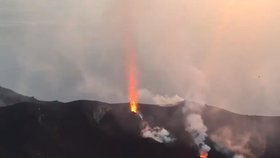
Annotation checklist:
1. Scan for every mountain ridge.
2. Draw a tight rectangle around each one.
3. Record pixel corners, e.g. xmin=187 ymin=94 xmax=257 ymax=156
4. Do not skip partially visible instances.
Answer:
xmin=0 ymin=86 xmax=280 ymax=158
xmin=0 ymin=86 xmax=39 ymax=106
xmin=0 ymin=100 xmax=279 ymax=157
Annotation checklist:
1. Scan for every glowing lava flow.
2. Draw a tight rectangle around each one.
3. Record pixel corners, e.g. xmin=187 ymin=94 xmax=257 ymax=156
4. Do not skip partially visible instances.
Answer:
xmin=200 ymin=151 xmax=208 ymax=158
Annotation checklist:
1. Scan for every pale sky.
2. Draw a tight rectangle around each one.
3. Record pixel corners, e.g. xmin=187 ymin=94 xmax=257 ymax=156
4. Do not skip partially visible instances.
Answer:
xmin=0 ymin=0 xmax=280 ymax=115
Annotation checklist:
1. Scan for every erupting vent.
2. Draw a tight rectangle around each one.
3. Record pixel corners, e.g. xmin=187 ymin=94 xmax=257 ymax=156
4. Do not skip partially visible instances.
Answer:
xmin=130 ymin=100 xmax=138 ymax=113
xmin=200 ymin=151 xmax=208 ymax=158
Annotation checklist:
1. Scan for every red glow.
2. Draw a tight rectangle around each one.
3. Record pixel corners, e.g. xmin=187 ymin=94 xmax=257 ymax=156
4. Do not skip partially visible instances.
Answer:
xmin=200 ymin=151 xmax=208 ymax=158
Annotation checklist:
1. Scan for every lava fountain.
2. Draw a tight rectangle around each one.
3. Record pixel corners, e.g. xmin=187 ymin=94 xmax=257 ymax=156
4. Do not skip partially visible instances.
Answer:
xmin=126 ymin=28 xmax=139 ymax=114
xmin=128 ymin=70 xmax=139 ymax=113
xmin=128 ymin=52 xmax=138 ymax=113
xmin=122 ymin=1 xmax=177 ymax=144
xmin=123 ymin=0 xmax=139 ymax=114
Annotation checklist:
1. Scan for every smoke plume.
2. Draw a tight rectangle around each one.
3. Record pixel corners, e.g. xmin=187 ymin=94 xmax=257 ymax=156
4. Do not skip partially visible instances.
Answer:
xmin=141 ymin=121 xmax=176 ymax=143
xmin=183 ymin=102 xmax=211 ymax=154
xmin=233 ymin=154 xmax=244 ymax=158
xmin=138 ymin=88 xmax=184 ymax=106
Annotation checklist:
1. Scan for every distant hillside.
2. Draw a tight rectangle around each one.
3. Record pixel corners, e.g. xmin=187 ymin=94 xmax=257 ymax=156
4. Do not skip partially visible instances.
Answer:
xmin=0 ymin=86 xmax=38 ymax=106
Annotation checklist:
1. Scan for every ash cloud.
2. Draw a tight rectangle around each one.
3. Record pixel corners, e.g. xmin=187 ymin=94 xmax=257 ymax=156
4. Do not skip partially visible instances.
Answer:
xmin=1 ymin=0 xmax=280 ymax=115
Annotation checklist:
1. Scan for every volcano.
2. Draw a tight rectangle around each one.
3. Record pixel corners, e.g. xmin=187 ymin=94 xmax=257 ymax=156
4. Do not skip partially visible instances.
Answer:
xmin=0 ymin=86 xmax=279 ymax=158
xmin=0 ymin=86 xmax=39 ymax=106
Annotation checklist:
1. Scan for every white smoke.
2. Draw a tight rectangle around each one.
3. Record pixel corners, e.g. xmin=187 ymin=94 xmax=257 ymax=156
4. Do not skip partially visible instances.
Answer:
xmin=153 ymin=94 xmax=184 ymax=106
xmin=141 ymin=121 xmax=176 ymax=143
xmin=136 ymin=89 xmax=177 ymax=144
xmin=138 ymin=88 xmax=184 ymax=106
xmin=233 ymin=154 xmax=245 ymax=158
xmin=184 ymin=103 xmax=211 ymax=154
xmin=179 ymin=66 xmax=211 ymax=154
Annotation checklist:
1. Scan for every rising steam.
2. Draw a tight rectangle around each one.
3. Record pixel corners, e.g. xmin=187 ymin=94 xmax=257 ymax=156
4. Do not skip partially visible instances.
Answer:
xmin=183 ymin=102 xmax=211 ymax=156
xmin=138 ymin=88 xmax=184 ymax=106
xmin=233 ymin=154 xmax=244 ymax=158
xmin=141 ymin=121 xmax=176 ymax=143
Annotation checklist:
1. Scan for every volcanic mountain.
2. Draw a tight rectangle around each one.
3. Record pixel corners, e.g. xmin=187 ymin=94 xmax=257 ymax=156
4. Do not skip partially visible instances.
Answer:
xmin=0 ymin=86 xmax=279 ymax=158
xmin=0 ymin=86 xmax=38 ymax=106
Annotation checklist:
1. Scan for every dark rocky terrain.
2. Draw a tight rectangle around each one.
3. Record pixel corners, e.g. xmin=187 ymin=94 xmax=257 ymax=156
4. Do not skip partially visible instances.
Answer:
xmin=0 ymin=86 xmax=279 ymax=158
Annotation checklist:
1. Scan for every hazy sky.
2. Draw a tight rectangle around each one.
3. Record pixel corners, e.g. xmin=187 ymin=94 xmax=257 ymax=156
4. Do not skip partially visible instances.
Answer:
xmin=0 ymin=0 xmax=280 ymax=115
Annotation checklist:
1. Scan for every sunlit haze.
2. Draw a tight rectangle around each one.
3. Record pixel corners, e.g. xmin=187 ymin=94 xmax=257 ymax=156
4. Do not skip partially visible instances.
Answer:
xmin=0 ymin=0 xmax=280 ymax=115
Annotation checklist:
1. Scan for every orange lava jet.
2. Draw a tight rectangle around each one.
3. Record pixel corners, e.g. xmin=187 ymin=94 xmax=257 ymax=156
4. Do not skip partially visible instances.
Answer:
xmin=124 ymin=0 xmax=139 ymax=114
xmin=200 ymin=151 xmax=208 ymax=158
xmin=128 ymin=54 xmax=138 ymax=113
xmin=126 ymin=34 xmax=139 ymax=114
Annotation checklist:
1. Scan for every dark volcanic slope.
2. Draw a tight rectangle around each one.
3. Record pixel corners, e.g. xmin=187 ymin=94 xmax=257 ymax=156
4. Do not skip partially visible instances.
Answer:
xmin=0 ymin=101 xmax=221 ymax=158
xmin=0 ymin=100 xmax=279 ymax=158
xmin=0 ymin=86 xmax=38 ymax=106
